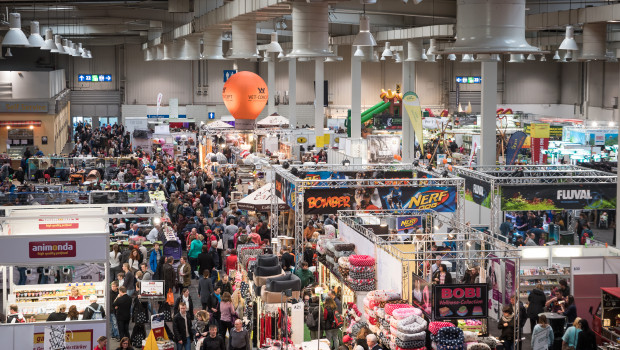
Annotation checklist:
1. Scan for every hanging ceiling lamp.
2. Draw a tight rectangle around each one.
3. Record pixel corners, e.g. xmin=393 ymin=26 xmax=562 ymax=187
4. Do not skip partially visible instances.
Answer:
xmin=447 ymin=53 xmax=456 ymax=61
xmin=559 ymin=26 xmax=578 ymax=51
xmin=526 ymin=53 xmax=536 ymax=60
xmin=324 ymin=45 xmax=342 ymax=62
xmin=427 ymin=39 xmax=438 ymax=55
xmin=553 ymin=50 xmax=561 ymax=60
xmin=2 ymin=13 xmax=30 ymax=47
xmin=41 ymin=29 xmax=56 ymax=51
xmin=265 ymin=32 xmax=283 ymax=53
xmin=381 ymin=42 xmax=393 ymax=58
xmin=62 ymin=39 xmax=72 ymax=54
xmin=55 ymin=35 xmax=67 ymax=54
xmin=82 ymin=45 xmax=89 ymax=58
xmin=508 ymin=54 xmax=524 ymax=62
xmin=72 ymin=43 xmax=81 ymax=57
xmin=5 ymin=48 xmax=13 ymax=57
xmin=436 ymin=54 xmax=443 ymax=60
xmin=461 ymin=54 xmax=473 ymax=62
xmin=28 ymin=21 xmax=45 ymax=48
xmin=540 ymin=54 xmax=547 ymax=62
xmin=421 ymin=48 xmax=428 ymax=60
xmin=353 ymin=14 xmax=376 ymax=47
xmin=353 ymin=45 xmax=364 ymax=57
xmin=394 ymin=51 xmax=402 ymax=63
xmin=564 ymin=50 xmax=573 ymax=61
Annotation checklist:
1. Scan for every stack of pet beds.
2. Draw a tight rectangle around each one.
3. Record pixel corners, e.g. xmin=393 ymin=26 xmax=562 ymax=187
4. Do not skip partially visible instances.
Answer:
xmin=347 ymin=255 xmax=376 ymax=291
xmin=238 ymin=243 xmax=263 ymax=268
xmin=325 ymin=240 xmax=355 ymax=268
xmin=362 ymin=290 xmax=402 ymax=327
xmin=261 ymin=273 xmax=302 ymax=303
xmin=252 ymin=254 xmax=284 ymax=295
xmin=338 ymin=257 xmax=350 ymax=279
xmin=390 ymin=314 xmax=427 ymax=350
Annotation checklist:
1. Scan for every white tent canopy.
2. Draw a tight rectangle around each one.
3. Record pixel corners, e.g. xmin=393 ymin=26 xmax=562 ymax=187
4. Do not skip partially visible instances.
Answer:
xmin=257 ymin=113 xmax=289 ymax=127
xmin=204 ymin=120 xmax=234 ymax=129
xmin=236 ymin=183 xmax=288 ymax=211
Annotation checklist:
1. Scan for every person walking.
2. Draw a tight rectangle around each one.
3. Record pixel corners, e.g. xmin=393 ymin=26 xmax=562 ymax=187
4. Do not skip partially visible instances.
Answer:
xmin=527 ymin=284 xmax=547 ymax=331
xmin=198 ymin=270 xmax=214 ymax=310
xmin=576 ymin=319 xmax=596 ymax=350
xmin=162 ymin=256 xmax=176 ymax=296
xmin=150 ymin=242 xmax=163 ymax=278
xmin=174 ymin=288 xmax=194 ymax=321
xmin=323 ymin=297 xmax=341 ymax=350
xmin=172 ymin=301 xmax=194 ymax=350
xmin=121 ymin=263 xmax=136 ymax=296
xmin=200 ymin=324 xmax=225 ymax=350
xmin=112 ymin=286 xmax=132 ymax=340
xmin=530 ymin=314 xmax=554 ymax=350
xmin=228 ymin=319 xmax=250 ymax=350
xmin=562 ymin=317 xmax=582 ymax=350
xmin=177 ymin=257 xmax=191 ymax=293
xmin=219 ymin=292 xmax=237 ymax=338
xmin=188 ymin=234 xmax=203 ymax=280
xmin=498 ymin=306 xmax=515 ymax=350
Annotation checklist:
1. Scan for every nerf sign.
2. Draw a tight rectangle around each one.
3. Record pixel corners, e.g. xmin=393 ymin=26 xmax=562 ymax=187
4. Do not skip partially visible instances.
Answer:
xmin=378 ymin=186 xmax=457 ymax=212
xmin=408 ymin=190 xmax=449 ymax=209
xmin=397 ymin=216 xmax=421 ymax=231
xmin=303 ymin=188 xmax=355 ymax=214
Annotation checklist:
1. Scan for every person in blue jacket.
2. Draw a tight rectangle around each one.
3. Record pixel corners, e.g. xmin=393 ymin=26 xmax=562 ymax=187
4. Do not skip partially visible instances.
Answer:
xmin=150 ymin=242 xmax=163 ymax=279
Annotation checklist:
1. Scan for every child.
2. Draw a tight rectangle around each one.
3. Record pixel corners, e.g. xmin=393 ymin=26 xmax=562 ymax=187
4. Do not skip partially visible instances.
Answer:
xmin=498 ymin=306 xmax=515 ymax=350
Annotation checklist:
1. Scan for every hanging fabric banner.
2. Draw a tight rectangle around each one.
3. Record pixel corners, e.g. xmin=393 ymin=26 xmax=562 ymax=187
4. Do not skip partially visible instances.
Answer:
xmin=505 ymin=131 xmax=527 ymax=165
xmin=402 ymin=91 xmax=424 ymax=154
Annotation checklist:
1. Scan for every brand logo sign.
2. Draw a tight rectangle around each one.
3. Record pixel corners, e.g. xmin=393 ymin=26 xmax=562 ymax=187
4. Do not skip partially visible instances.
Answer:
xmin=557 ymin=190 xmax=591 ymax=200
xmin=303 ymin=188 xmax=354 ymax=214
xmin=306 ymin=195 xmax=351 ymax=210
xmin=38 ymin=217 xmax=79 ymax=230
xmin=29 ymin=241 xmax=76 ymax=258
xmin=433 ymin=283 xmax=488 ymax=320
xmin=397 ymin=216 xmax=421 ymax=231
xmin=408 ymin=190 xmax=450 ymax=210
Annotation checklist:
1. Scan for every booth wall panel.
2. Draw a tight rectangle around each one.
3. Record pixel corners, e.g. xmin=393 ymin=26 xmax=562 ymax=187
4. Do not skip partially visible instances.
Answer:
xmin=338 ymin=221 xmax=376 ymax=259
xmin=573 ymin=274 xmax=617 ymax=327
xmin=376 ymin=247 xmax=403 ymax=294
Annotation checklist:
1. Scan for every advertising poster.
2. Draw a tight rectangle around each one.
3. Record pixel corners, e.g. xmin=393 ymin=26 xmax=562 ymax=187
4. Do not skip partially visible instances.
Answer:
xmin=505 ymin=131 xmax=527 ymax=165
xmin=501 ymin=183 xmax=616 ymax=210
xmin=402 ymin=91 xmax=424 ymax=153
xmin=364 ymin=224 xmax=390 ymax=237
xmin=275 ymin=173 xmax=296 ymax=210
xmin=377 ymin=186 xmax=457 ymax=212
xmin=433 ymin=283 xmax=488 ymax=320
xmin=488 ymin=254 xmax=502 ymax=320
xmin=141 ymin=280 xmax=165 ymax=297
xmin=411 ymin=273 xmax=432 ymax=315
xmin=504 ymin=260 xmax=516 ymax=304
xmin=303 ymin=188 xmax=356 ymax=215
xmin=33 ymin=321 xmax=106 ymax=350
xmin=367 ymin=136 xmax=401 ymax=163
xmin=524 ymin=123 xmax=563 ymax=140
xmin=397 ymin=216 xmax=421 ymax=231
xmin=530 ymin=123 xmax=550 ymax=165
xmin=460 ymin=174 xmax=491 ymax=208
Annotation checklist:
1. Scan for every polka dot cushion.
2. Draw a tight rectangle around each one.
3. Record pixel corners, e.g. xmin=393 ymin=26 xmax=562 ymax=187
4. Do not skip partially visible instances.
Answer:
xmin=428 ymin=321 xmax=456 ymax=336
xmin=434 ymin=326 xmax=464 ymax=349
xmin=367 ymin=290 xmax=401 ymax=302
xmin=348 ymin=255 xmax=376 ymax=266
xmin=392 ymin=307 xmax=422 ymax=320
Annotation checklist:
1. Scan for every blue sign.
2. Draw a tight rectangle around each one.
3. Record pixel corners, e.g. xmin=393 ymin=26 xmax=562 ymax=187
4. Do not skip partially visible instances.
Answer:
xmin=146 ymin=114 xmax=187 ymax=119
xmin=208 ymin=112 xmax=215 ymax=119
xmin=78 ymin=74 xmax=112 ymax=82
xmin=223 ymin=70 xmax=237 ymax=82
xmin=505 ymin=131 xmax=528 ymax=165
xmin=456 ymin=76 xmax=481 ymax=84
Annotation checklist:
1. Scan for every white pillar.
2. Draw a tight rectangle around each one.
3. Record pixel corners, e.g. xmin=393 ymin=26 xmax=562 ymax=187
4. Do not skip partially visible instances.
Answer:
xmin=351 ymin=50 xmax=362 ymax=140
xmin=402 ymin=59 xmax=416 ymax=163
xmin=315 ymin=58 xmax=325 ymax=146
xmin=480 ymin=61 xmax=498 ymax=166
xmin=289 ymin=58 xmax=297 ymax=128
xmin=267 ymin=56 xmax=276 ymax=115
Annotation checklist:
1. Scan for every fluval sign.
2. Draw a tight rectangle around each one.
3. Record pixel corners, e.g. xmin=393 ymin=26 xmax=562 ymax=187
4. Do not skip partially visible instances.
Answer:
xmin=501 ymin=183 xmax=616 ymax=210
xmin=433 ymin=283 xmax=488 ymax=320
xmin=29 ymin=241 xmax=76 ymax=258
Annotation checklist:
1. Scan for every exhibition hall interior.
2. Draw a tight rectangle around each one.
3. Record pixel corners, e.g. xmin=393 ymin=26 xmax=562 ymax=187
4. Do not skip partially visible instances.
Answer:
xmin=1 ymin=0 xmax=620 ymax=349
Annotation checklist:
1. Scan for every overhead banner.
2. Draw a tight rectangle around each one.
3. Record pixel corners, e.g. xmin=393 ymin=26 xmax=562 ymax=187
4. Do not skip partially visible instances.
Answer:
xmin=433 ymin=283 xmax=488 ymax=320
xmin=402 ymin=91 xmax=424 ymax=154
xmin=501 ymin=183 xmax=617 ymax=210
xmin=367 ymin=135 xmax=401 ymax=163
xmin=397 ymin=216 xmax=422 ymax=231
xmin=377 ymin=186 xmax=457 ymax=212
xmin=505 ymin=131 xmax=527 ymax=165
xmin=524 ymin=123 xmax=563 ymax=140
xmin=275 ymin=173 xmax=296 ymax=210
xmin=460 ymin=174 xmax=491 ymax=208
xmin=530 ymin=123 xmax=550 ymax=165
xmin=303 ymin=188 xmax=355 ymax=214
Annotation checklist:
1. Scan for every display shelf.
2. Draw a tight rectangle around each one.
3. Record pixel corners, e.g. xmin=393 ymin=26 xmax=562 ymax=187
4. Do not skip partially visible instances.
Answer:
xmin=520 ymin=274 xmax=569 ymax=279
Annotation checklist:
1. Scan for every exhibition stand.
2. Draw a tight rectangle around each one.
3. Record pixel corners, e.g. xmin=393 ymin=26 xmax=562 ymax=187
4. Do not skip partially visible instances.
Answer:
xmin=453 ymin=165 xmax=617 ymax=239
xmin=0 ymin=205 xmax=109 ymax=348
xmin=271 ymin=164 xmax=465 ymax=268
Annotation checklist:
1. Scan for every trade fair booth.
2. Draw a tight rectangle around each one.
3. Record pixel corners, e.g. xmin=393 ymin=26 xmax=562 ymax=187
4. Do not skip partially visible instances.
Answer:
xmin=0 ymin=205 xmax=110 ymax=349
xmin=452 ymin=165 xmax=617 ymax=241
xmin=271 ymin=164 xmax=465 ymax=264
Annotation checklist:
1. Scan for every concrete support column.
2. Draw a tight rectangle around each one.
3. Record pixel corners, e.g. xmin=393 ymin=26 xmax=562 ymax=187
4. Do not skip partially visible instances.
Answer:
xmin=288 ymin=58 xmax=297 ymax=128
xmin=351 ymin=50 xmax=362 ymax=140
xmin=480 ymin=61 xmax=498 ymax=166
xmin=402 ymin=59 xmax=416 ymax=163
xmin=315 ymin=58 xmax=325 ymax=146
xmin=267 ymin=56 xmax=276 ymax=115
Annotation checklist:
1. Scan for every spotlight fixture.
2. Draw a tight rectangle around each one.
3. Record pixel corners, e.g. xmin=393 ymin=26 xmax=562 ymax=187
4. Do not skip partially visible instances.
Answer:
xmin=282 ymin=161 xmax=290 ymax=169
xmin=413 ymin=160 xmax=419 ymax=167
xmin=553 ymin=50 xmax=561 ymax=61
xmin=447 ymin=54 xmax=456 ymax=61
xmin=342 ymin=159 xmax=351 ymax=166
xmin=381 ymin=42 xmax=393 ymax=58
xmin=426 ymin=165 xmax=433 ymax=171
xmin=290 ymin=167 xmax=299 ymax=176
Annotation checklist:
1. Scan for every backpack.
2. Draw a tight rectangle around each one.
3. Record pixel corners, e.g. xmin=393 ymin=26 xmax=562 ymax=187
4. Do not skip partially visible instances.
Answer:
xmin=87 ymin=305 xmax=103 ymax=320
xmin=168 ymin=181 xmax=177 ymax=192
xmin=306 ymin=308 xmax=317 ymax=328
xmin=332 ymin=310 xmax=344 ymax=328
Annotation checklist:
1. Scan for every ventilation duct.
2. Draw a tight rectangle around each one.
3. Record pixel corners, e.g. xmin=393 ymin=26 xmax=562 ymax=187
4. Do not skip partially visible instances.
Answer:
xmin=325 ymin=45 xmax=343 ymax=62
xmin=144 ymin=47 xmax=154 ymax=61
xmin=27 ymin=21 xmax=45 ymax=48
xmin=287 ymin=2 xmax=334 ymax=58
xmin=154 ymin=45 xmax=164 ymax=61
xmin=179 ymin=35 xmax=202 ymax=60
xmin=405 ymin=39 xmax=424 ymax=61
xmin=163 ymin=40 xmax=183 ymax=60
xmin=203 ymin=30 xmax=226 ymax=60
xmin=55 ymin=36 xmax=67 ymax=54
xmin=447 ymin=0 xmax=540 ymax=54
xmin=228 ymin=21 xmax=259 ymax=59
xmin=580 ymin=23 xmax=607 ymax=61
xmin=508 ymin=54 xmax=524 ymax=62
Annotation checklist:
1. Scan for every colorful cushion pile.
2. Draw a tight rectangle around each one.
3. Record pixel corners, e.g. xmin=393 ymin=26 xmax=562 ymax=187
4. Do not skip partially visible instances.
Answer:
xmin=391 ymin=314 xmax=426 ymax=349
xmin=238 ymin=244 xmax=263 ymax=267
xmin=347 ymin=255 xmax=375 ymax=290
xmin=432 ymin=326 xmax=464 ymax=350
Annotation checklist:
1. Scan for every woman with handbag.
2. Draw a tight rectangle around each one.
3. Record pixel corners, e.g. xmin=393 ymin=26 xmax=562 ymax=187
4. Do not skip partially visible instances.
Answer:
xmin=219 ymin=292 xmax=237 ymax=338
xmin=562 ymin=317 xmax=582 ymax=350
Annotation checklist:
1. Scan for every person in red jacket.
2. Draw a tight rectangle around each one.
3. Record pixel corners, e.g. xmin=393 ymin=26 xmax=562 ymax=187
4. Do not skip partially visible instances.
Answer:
xmin=94 ymin=336 xmax=107 ymax=350
xmin=226 ymin=249 xmax=238 ymax=275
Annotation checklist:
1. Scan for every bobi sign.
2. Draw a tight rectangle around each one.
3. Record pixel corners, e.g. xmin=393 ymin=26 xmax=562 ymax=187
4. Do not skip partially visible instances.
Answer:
xmin=29 ymin=241 xmax=77 ymax=258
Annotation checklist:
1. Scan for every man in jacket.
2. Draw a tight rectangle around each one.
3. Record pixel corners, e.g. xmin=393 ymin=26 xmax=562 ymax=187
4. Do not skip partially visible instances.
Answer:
xmin=177 ymin=257 xmax=191 ymax=292
xmin=295 ymin=262 xmax=315 ymax=289
xmin=198 ymin=245 xmax=215 ymax=278
xmin=140 ymin=263 xmax=153 ymax=281
xmin=215 ymin=274 xmax=233 ymax=295
xmin=527 ymin=284 xmax=547 ymax=332
xmin=366 ymin=334 xmax=382 ymax=350
xmin=83 ymin=295 xmax=106 ymax=320
xmin=121 ymin=263 xmax=136 ymax=296
xmin=173 ymin=301 xmax=194 ymax=350
xmin=109 ymin=281 xmax=120 ymax=340
xmin=150 ymin=243 xmax=163 ymax=278
xmin=112 ymin=286 xmax=132 ymax=339
xmin=201 ymin=324 xmax=225 ymax=350
xmin=162 ymin=256 xmax=176 ymax=294
xmin=198 ymin=270 xmax=214 ymax=310
xmin=229 ymin=319 xmax=250 ymax=350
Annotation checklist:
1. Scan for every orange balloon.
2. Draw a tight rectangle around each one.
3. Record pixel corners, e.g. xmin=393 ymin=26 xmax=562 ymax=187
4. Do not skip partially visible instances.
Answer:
xmin=426 ymin=154 xmax=432 ymax=159
xmin=448 ymin=165 xmax=453 ymax=171
xmin=393 ymin=154 xmax=402 ymax=161
xmin=222 ymin=71 xmax=268 ymax=127
xmin=442 ymin=158 xmax=448 ymax=164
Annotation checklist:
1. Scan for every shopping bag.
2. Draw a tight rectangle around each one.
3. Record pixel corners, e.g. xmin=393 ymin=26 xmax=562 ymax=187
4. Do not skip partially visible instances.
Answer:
xmin=166 ymin=289 xmax=174 ymax=306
